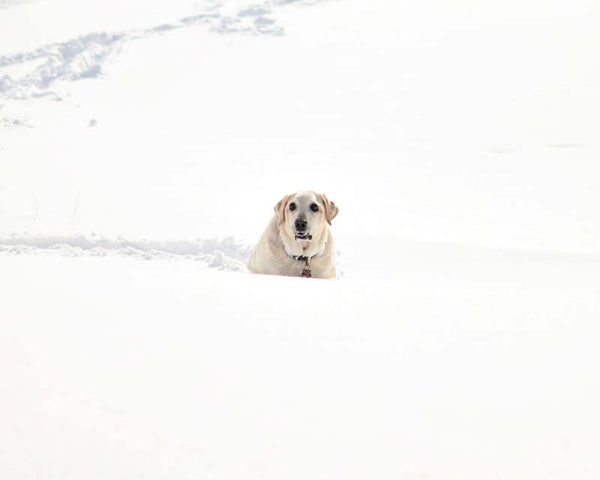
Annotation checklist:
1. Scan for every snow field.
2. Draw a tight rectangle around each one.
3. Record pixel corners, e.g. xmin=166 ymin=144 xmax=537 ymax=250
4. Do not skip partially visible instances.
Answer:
xmin=2 ymin=253 xmax=600 ymax=479
xmin=2 ymin=0 xmax=600 ymax=478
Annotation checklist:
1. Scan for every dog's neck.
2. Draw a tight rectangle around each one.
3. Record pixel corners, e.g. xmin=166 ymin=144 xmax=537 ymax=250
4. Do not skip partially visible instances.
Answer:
xmin=299 ymin=240 xmax=312 ymax=251
xmin=279 ymin=225 xmax=328 ymax=259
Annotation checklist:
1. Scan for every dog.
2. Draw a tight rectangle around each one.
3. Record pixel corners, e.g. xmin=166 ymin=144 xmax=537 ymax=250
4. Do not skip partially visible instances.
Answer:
xmin=248 ymin=191 xmax=339 ymax=279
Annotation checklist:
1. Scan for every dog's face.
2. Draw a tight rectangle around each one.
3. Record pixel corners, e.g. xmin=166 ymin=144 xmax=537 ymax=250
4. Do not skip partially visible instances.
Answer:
xmin=274 ymin=191 xmax=339 ymax=241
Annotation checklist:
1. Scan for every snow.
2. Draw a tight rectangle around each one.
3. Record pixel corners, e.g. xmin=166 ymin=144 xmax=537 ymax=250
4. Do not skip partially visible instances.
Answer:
xmin=3 ymin=253 xmax=600 ymax=479
xmin=2 ymin=0 xmax=600 ymax=478
xmin=0 ymin=233 xmax=250 ymax=269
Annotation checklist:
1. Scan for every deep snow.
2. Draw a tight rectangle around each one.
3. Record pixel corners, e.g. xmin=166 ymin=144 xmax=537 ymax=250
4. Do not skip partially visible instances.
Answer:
xmin=2 ymin=0 xmax=600 ymax=478
xmin=3 ymin=253 xmax=600 ymax=479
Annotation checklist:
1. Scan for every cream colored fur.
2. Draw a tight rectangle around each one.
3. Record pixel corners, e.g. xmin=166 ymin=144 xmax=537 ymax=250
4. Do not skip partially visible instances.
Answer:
xmin=248 ymin=191 xmax=339 ymax=279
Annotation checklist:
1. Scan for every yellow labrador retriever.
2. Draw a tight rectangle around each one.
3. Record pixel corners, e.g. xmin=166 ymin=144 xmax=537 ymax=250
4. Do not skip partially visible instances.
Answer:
xmin=248 ymin=191 xmax=339 ymax=279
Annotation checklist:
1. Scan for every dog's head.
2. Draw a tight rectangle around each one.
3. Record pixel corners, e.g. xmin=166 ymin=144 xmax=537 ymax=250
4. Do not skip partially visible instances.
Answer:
xmin=274 ymin=191 xmax=339 ymax=241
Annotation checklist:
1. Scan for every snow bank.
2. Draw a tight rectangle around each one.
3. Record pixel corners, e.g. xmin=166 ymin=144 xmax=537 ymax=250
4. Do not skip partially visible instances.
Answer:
xmin=0 ymin=233 xmax=250 ymax=271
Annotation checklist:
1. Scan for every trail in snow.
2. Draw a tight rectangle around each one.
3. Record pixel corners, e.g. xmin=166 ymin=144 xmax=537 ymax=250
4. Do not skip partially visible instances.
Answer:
xmin=0 ymin=233 xmax=251 ymax=272
xmin=0 ymin=0 xmax=330 ymax=107
xmin=0 ymin=32 xmax=124 ymax=101
xmin=0 ymin=0 xmax=34 ymax=9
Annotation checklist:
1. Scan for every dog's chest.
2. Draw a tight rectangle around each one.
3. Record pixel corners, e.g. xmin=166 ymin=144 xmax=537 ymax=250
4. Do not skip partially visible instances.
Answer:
xmin=279 ymin=252 xmax=327 ymax=278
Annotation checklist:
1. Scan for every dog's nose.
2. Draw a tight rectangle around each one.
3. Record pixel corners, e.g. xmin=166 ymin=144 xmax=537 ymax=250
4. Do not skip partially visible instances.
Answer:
xmin=295 ymin=218 xmax=308 ymax=231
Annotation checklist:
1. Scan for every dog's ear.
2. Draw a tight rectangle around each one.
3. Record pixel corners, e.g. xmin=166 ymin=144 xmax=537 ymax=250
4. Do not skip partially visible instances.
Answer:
xmin=320 ymin=193 xmax=339 ymax=225
xmin=274 ymin=194 xmax=291 ymax=226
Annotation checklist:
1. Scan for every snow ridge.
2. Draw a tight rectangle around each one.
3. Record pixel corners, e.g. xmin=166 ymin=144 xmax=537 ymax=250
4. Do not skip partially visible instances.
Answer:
xmin=0 ymin=233 xmax=251 ymax=272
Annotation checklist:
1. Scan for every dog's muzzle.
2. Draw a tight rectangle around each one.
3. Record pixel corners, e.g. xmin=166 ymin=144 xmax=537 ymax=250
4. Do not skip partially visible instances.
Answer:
xmin=294 ymin=218 xmax=311 ymax=240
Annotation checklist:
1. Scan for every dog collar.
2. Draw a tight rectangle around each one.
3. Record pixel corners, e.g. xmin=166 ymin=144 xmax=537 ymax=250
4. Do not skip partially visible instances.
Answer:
xmin=290 ymin=242 xmax=327 ymax=278
xmin=295 ymin=256 xmax=312 ymax=278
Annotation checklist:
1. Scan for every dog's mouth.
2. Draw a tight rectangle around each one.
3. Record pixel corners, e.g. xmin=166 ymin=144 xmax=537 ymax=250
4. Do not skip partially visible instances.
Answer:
xmin=295 ymin=232 xmax=313 ymax=241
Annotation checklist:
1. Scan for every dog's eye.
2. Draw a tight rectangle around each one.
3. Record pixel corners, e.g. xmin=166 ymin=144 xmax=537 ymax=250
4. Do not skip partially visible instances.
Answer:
xmin=289 ymin=202 xmax=296 ymax=211
xmin=310 ymin=203 xmax=319 ymax=212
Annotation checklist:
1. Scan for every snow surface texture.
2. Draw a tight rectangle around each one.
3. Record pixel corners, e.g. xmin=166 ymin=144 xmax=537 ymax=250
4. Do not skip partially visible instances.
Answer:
xmin=2 ymin=0 xmax=600 ymax=479
xmin=0 ymin=0 xmax=321 ymax=104
xmin=0 ymin=233 xmax=250 ymax=270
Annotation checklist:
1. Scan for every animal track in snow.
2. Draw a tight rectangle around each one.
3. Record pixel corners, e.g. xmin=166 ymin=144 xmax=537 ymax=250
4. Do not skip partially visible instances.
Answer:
xmin=0 ymin=0 xmax=328 ymax=105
